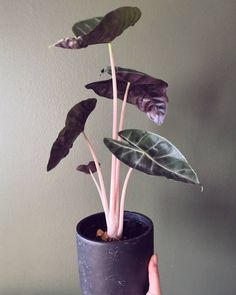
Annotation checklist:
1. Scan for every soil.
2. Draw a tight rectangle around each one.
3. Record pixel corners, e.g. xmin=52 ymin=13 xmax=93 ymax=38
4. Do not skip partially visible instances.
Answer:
xmin=80 ymin=215 xmax=149 ymax=242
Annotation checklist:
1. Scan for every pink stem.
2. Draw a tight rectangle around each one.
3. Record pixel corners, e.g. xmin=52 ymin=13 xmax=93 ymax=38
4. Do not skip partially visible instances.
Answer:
xmin=118 ymin=82 xmax=131 ymax=133
xmin=117 ymin=168 xmax=133 ymax=238
xmin=108 ymin=43 xmax=118 ymax=234
xmin=114 ymin=82 xmax=131 ymax=223
xmin=83 ymin=132 xmax=109 ymax=224
xmin=89 ymin=170 xmax=102 ymax=198
xmin=108 ymin=43 xmax=118 ymax=140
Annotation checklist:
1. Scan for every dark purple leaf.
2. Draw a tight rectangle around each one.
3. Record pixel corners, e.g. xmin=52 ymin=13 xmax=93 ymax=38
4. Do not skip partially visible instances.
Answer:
xmin=76 ymin=161 xmax=100 ymax=174
xmin=47 ymin=98 xmax=97 ymax=171
xmin=86 ymin=67 xmax=168 ymax=125
xmin=102 ymin=66 xmax=168 ymax=90
xmin=53 ymin=7 xmax=141 ymax=49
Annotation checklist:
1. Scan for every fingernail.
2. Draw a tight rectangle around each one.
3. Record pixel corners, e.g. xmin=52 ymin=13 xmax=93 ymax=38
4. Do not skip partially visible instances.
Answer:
xmin=153 ymin=254 xmax=158 ymax=265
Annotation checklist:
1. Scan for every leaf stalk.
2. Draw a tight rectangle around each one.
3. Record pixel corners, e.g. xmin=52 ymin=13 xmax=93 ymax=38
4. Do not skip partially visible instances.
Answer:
xmin=107 ymin=43 xmax=119 ymax=237
xmin=83 ymin=131 xmax=109 ymax=225
xmin=117 ymin=167 xmax=133 ymax=238
xmin=115 ymin=82 xmax=131 ymax=227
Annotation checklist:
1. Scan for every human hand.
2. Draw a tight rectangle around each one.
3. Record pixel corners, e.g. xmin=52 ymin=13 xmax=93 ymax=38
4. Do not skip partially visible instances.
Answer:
xmin=146 ymin=254 xmax=162 ymax=295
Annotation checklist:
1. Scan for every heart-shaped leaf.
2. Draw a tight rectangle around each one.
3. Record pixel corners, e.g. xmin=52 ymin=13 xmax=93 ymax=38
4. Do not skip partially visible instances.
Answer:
xmin=53 ymin=7 xmax=141 ymax=49
xmin=104 ymin=129 xmax=200 ymax=185
xmin=86 ymin=67 xmax=168 ymax=125
xmin=47 ymin=98 xmax=97 ymax=171
xmin=76 ymin=161 xmax=100 ymax=174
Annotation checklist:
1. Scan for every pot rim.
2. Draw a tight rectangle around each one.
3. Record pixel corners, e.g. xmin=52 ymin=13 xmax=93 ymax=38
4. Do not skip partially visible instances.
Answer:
xmin=76 ymin=210 xmax=153 ymax=245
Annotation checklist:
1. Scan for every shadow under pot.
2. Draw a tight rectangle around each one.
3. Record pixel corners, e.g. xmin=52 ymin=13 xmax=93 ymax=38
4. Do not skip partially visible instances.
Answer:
xmin=76 ymin=211 xmax=154 ymax=295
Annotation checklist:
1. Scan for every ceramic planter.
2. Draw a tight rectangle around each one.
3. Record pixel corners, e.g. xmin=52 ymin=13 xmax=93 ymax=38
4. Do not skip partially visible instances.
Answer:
xmin=76 ymin=211 xmax=153 ymax=295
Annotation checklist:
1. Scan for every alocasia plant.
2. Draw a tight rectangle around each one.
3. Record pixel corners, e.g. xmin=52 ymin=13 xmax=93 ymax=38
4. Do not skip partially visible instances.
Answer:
xmin=47 ymin=6 xmax=201 ymax=240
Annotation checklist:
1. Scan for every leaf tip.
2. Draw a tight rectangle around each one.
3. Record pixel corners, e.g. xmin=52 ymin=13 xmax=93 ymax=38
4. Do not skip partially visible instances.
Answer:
xmin=46 ymin=162 xmax=53 ymax=172
xmin=47 ymin=156 xmax=58 ymax=172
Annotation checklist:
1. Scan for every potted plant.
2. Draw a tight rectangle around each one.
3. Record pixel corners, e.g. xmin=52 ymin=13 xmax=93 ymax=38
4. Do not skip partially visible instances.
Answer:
xmin=47 ymin=6 xmax=201 ymax=295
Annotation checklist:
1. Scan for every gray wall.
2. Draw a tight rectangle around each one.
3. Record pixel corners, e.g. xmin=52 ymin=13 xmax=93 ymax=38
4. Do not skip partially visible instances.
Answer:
xmin=1 ymin=1 xmax=236 ymax=294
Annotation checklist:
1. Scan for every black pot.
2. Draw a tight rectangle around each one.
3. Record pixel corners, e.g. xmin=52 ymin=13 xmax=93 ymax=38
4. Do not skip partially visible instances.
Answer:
xmin=76 ymin=211 xmax=154 ymax=295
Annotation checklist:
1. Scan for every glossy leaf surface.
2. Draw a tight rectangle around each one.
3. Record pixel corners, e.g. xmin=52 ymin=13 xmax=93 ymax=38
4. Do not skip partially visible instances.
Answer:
xmin=102 ymin=66 xmax=168 ymax=89
xmin=53 ymin=7 xmax=141 ymax=49
xmin=72 ymin=17 xmax=103 ymax=38
xmin=104 ymin=129 xmax=200 ymax=185
xmin=86 ymin=67 xmax=168 ymax=125
xmin=77 ymin=161 xmax=99 ymax=174
xmin=47 ymin=99 xmax=97 ymax=171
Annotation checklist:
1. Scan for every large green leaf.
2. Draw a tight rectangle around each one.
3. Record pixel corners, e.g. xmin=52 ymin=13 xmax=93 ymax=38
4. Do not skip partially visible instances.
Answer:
xmin=47 ymin=98 xmax=97 ymax=171
xmin=104 ymin=129 xmax=200 ymax=185
xmin=53 ymin=7 xmax=141 ymax=49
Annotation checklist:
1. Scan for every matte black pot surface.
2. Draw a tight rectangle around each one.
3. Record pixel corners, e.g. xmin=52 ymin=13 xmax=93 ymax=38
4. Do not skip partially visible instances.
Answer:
xmin=76 ymin=211 xmax=154 ymax=295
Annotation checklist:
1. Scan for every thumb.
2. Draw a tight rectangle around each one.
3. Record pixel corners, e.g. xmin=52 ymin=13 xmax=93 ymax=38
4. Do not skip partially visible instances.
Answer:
xmin=146 ymin=254 xmax=162 ymax=295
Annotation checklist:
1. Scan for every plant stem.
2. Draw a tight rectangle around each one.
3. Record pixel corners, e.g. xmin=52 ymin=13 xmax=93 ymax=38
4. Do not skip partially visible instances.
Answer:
xmin=108 ymin=43 xmax=119 ymax=236
xmin=117 ymin=168 xmax=133 ymax=238
xmin=108 ymin=43 xmax=118 ymax=141
xmin=114 ymin=82 xmax=131 ymax=224
xmin=118 ymin=82 xmax=131 ymax=133
xmin=89 ymin=170 xmax=102 ymax=199
xmin=82 ymin=131 xmax=109 ymax=224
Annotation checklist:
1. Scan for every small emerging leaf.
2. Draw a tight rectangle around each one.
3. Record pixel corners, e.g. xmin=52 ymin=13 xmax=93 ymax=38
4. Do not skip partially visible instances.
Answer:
xmin=104 ymin=129 xmax=200 ymax=185
xmin=47 ymin=98 xmax=97 ymax=171
xmin=76 ymin=161 xmax=100 ymax=174
xmin=53 ymin=7 xmax=141 ymax=49
xmin=86 ymin=67 xmax=168 ymax=125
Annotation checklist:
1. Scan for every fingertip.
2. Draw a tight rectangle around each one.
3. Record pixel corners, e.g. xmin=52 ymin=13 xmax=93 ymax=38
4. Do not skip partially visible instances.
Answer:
xmin=153 ymin=254 xmax=158 ymax=265
xmin=147 ymin=254 xmax=162 ymax=295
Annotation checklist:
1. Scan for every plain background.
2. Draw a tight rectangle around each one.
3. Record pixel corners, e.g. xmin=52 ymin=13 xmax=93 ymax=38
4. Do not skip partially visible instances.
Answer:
xmin=1 ymin=0 xmax=236 ymax=294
